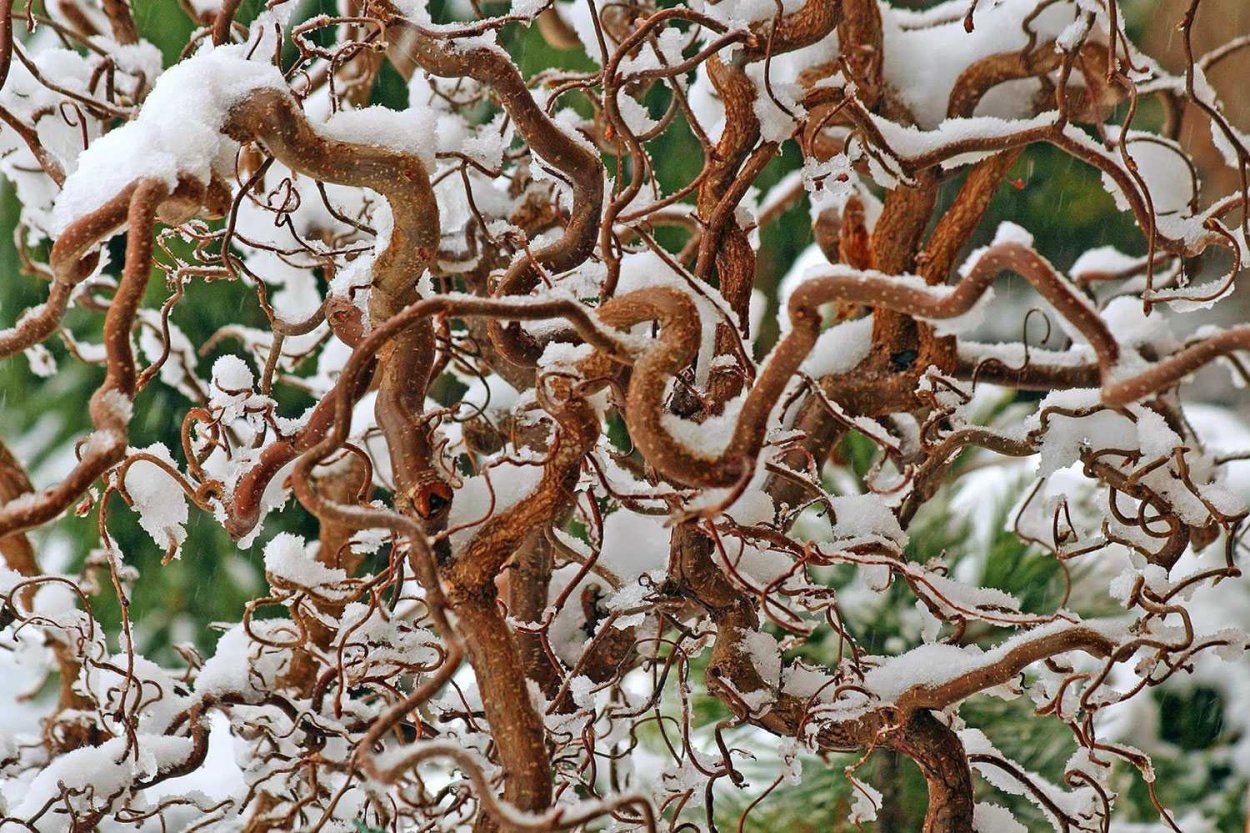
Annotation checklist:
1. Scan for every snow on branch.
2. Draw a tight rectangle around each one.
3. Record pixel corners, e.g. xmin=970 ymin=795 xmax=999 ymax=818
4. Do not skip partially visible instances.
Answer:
xmin=1 ymin=0 xmax=1250 ymax=831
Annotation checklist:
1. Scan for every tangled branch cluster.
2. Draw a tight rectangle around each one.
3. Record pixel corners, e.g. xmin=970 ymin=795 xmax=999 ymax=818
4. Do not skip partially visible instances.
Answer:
xmin=2 ymin=0 xmax=1250 ymax=829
